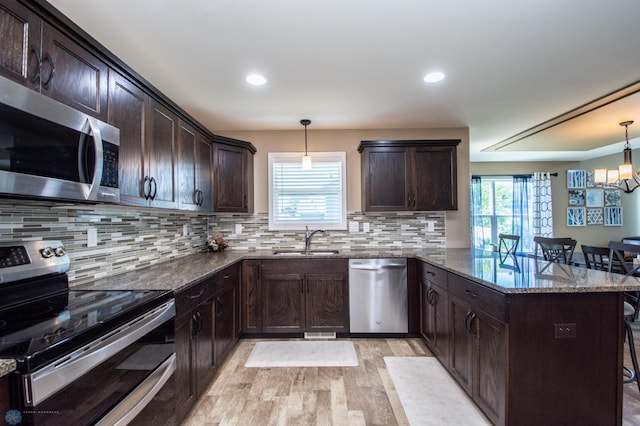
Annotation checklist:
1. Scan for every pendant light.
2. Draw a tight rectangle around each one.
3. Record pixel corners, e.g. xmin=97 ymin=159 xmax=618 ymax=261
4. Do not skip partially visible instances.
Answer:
xmin=301 ymin=119 xmax=312 ymax=170
xmin=594 ymin=121 xmax=640 ymax=193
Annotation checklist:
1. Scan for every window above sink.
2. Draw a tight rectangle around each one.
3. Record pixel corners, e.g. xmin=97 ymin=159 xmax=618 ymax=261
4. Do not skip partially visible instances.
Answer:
xmin=268 ymin=152 xmax=347 ymax=231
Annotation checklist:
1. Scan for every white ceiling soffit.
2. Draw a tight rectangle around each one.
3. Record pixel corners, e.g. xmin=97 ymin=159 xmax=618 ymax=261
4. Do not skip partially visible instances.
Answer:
xmin=46 ymin=0 xmax=640 ymax=163
xmin=484 ymin=81 xmax=640 ymax=153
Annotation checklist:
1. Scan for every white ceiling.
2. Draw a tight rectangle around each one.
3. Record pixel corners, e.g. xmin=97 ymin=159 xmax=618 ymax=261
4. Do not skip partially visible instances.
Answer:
xmin=47 ymin=0 xmax=640 ymax=162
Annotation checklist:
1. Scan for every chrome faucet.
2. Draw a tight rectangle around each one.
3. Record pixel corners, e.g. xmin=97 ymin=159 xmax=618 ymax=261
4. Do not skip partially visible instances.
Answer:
xmin=305 ymin=226 xmax=325 ymax=251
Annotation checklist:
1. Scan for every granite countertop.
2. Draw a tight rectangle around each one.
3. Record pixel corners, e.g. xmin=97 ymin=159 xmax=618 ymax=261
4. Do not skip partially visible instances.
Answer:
xmin=418 ymin=248 xmax=640 ymax=294
xmin=74 ymin=248 xmax=640 ymax=295
xmin=0 ymin=359 xmax=16 ymax=378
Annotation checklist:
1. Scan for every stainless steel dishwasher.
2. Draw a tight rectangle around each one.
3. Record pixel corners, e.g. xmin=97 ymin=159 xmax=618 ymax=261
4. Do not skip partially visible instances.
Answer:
xmin=349 ymin=258 xmax=408 ymax=333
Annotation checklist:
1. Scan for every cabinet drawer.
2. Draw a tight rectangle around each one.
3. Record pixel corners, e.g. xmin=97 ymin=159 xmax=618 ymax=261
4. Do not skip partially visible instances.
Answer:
xmin=448 ymin=273 xmax=507 ymax=322
xmin=175 ymin=276 xmax=217 ymax=320
xmin=215 ymin=263 xmax=240 ymax=292
xmin=420 ymin=262 xmax=447 ymax=289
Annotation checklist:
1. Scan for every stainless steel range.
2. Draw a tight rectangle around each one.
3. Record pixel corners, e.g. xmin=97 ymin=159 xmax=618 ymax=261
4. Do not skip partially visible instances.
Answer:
xmin=0 ymin=241 xmax=176 ymax=425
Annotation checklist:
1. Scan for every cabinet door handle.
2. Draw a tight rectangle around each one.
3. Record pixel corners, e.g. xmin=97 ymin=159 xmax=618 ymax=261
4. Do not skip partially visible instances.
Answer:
xmin=30 ymin=46 xmax=41 ymax=84
xmin=426 ymin=270 xmax=435 ymax=277
xmin=149 ymin=177 xmax=157 ymax=200
xmin=143 ymin=176 xmax=151 ymax=199
xmin=191 ymin=313 xmax=199 ymax=337
xmin=243 ymin=195 xmax=248 ymax=209
xmin=464 ymin=311 xmax=473 ymax=335
xmin=426 ymin=288 xmax=433 ymax=305
xmin=42 ymin=53 xmax=55 ymax=90
xmin=198 ymin=190 xmax=204 ymax=206
xmin=469 ymin=313 xmax=477 ymax=338
xmin=197 ymin=311 xmax=203 ymax=335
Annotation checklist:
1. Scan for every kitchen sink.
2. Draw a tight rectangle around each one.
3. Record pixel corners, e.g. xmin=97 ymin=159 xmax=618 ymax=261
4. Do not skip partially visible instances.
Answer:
xmin=272 ymin=249 xmax=340 ymax=256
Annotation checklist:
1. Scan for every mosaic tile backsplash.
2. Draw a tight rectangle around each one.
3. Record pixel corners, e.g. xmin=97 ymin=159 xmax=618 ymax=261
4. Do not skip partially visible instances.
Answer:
xmin=0 ymin=200 xmax=445 ymax=286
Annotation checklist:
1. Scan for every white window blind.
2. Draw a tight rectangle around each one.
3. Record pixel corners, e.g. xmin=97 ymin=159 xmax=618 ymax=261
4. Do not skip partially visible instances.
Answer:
xmin=268 ymin=152 xmax=347 ymax=230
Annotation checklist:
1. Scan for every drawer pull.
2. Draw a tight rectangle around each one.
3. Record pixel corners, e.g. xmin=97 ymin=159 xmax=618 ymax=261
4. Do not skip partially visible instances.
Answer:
xmin=189 ymin=288 xmax=206 ymax=299
xmin=464 ymin=289 xmax=478 ymax=298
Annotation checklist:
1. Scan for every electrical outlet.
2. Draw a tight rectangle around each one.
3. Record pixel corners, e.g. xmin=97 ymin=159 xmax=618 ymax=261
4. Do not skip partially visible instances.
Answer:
xmin=349 ymin=221 xmax=359 ymax=233
xmin=182 ymin=224 xmax=188 ymax=236
xmin=554 ymin=323 xmax=577 ymax=338
xmin=363 ymin=222 xmax=370 ymax=233
xmin=426 ymin=221 xmax=435 ymax=232
xmin=235 ymin=224 xmax=243 ymax=234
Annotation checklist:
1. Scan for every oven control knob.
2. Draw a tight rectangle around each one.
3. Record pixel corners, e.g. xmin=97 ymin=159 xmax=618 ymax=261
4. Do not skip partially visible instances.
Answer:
xmin=54 ymin=246 xmax=66 ymax=257
xmin=40 ymin=247 xmax=54 ymax=258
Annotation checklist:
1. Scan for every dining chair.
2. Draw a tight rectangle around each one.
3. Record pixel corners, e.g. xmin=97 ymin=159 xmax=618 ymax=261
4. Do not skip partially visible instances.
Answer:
xmin=581 ymin=245 xmax=610 ymax=271
xmin=498 ymin=233 xmax=520 ymax=256
xmin=533 ymin=236 xmax=577 ymax=264
xmin=622 ymin=237 xmax=640 ymax=247
xmin=609 ymin=240 xmax=640 ymax=322
xmin=609 ymin=241 xmax=640 ymax=277
xmin=582 ymin=242 xmax=640 ymax=393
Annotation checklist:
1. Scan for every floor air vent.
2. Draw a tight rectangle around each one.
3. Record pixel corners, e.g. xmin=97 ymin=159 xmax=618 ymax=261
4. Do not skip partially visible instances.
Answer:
xmin=304 ymin=332 xmax=336 ymax=339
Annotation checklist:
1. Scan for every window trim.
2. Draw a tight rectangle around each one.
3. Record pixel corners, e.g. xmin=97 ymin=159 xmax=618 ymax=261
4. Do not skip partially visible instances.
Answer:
xmin=268 ymin=151 xmax=347 ymax=231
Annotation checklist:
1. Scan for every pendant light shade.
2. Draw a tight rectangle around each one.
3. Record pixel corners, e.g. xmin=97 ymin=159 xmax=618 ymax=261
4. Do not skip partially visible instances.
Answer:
xmin=594 ymin=121 xmax=640 ymax=193
xmin=301 ymin=119 xmax=312 ymax=170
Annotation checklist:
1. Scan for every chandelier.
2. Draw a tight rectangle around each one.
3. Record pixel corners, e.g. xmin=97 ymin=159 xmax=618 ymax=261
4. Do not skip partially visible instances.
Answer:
xmin=594 ymin=120 xmax=640 ymax=193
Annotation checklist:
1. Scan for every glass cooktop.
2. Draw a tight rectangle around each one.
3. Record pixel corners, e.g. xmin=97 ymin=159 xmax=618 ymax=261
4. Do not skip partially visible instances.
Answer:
xmin=0 ymin=287 xmax=172 ymax=372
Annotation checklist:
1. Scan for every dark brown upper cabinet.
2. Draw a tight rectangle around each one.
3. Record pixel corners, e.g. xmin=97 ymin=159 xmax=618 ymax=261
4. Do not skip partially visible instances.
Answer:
xmin=145 ymin=99 xmax=178 ymax=209
xmin=178 ymin=121 xmax=213 ymax=211
xmin=213 ymin=140 xmax=255 ymax=213
xmin=0 ymin=0 xmax=108 ymax=120
xmin=3 ymin=0 xmax=257 ymax=212
xmin=0 ymin=0 xmax=41 ymax=90
xmin=109 ymin=72 xmax=178 ymax=209
xmin=358 ymin=140 xmax=459 ymax=212
xmin=108 ymin=70 xmax=148 ymax=206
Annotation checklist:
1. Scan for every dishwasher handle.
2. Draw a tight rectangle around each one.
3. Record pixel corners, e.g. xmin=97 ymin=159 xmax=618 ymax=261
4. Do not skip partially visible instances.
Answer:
xmin=350 ymin=263 xmax=406 ymax=271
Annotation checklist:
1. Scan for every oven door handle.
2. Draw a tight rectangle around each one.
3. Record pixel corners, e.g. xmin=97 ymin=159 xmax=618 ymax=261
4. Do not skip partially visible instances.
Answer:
xmin=23 ymin=299 xmax=175 ymax=407
xmin=95 ymin=352 xmax=176 ymax=426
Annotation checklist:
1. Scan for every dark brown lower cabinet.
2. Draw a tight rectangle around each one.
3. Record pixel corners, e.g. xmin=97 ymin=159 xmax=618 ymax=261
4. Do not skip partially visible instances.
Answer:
xmin=175 ymin=284 xmax=215 ymax=421
xmin=175 ymin=263 xmax=240 ymax=421
xmin=421 ymin=263 xmax=624 ymax=425
xmin=246 ymin=259 xmax=349 ymax=335
xmin=449 ymin=293 xmax=506 ymax=425
xmin=419 ymin=262 xmax=449 ymax=366
xmin=241 ymin=260 xmax=262 ymax=334
xmin=213 ymin=263 xmax=240 ymax=364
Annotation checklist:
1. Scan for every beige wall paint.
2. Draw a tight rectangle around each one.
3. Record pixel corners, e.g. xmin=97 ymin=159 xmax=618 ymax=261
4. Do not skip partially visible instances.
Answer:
xmin=470 ymin=152 xmax=640 ymax=249
xmin=219 ymin=128 xmax=471 ymax=248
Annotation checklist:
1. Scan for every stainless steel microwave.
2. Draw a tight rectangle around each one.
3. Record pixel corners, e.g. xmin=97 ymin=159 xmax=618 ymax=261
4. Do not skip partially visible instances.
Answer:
xmin=0 ymin=76 xmax=120 ymax=203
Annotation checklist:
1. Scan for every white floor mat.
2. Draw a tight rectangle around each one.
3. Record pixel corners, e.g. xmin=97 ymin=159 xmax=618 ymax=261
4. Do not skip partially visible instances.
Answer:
xmin=245 ymin=340 xmax=358 ymax=367
xmin=384 ymin=356 xmax=491 ymax=425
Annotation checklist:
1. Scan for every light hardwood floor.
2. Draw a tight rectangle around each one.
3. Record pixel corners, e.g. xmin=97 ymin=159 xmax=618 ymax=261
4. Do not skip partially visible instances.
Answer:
xmin=183 ymin=335 xmax=640 ymax=425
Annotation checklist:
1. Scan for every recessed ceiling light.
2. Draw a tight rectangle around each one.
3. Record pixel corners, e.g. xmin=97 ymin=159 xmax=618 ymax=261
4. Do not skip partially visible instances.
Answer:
xmin=246 ymin=74 xmax=267 ymax=86
xmin=423 ymin=72 xmax=445 ymax=83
